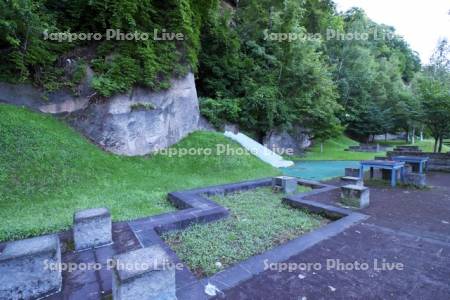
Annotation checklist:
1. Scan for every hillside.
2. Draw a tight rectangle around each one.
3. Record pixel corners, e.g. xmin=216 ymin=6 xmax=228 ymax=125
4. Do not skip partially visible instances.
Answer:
xmin=0 ymin=104 xmax=278 ymax=242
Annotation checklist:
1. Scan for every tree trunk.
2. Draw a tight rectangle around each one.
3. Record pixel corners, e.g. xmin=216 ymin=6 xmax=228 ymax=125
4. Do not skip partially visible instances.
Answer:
xmin=438 ymin=136 xmax=444 ymax=153
xmin=420 ymin=128 xmax=424 ymax=141
xmin=320 ymin=143 xmax=323 ymax=153
xmin=412 ymin=127 xmax=416 ymax=144
xmin=434 ymin=137 xmax=439 ymax=153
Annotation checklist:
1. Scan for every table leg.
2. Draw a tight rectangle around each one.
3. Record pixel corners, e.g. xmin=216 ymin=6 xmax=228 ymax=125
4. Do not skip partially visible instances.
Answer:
xmin=370 ymin=167 xmax=374 ymax=179
xmin=400 ymin=167 xmax=405 ymax=183
xmin=359 ymin=165 xmax=364 ymax=180
xmin=391 ymin=169 xmax=396 ymax=187
xmin=419 ymin=162 xmax=423 ymax=174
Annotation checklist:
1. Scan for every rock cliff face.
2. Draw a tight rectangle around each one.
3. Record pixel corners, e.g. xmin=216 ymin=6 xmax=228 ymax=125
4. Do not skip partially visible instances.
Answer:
xmin=0 ymin=72 xmax=203 ymax=156
xmin=263 ymin=126 xmax=311 ymax=155
xmin=70 ymin=73 xmax=200 ymax=156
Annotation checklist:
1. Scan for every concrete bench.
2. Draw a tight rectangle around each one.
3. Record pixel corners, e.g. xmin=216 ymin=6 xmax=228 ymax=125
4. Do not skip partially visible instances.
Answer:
xmin=0 ymin=234 xmax=62 ymax=299
xmin=344 ymin=168 xmax=360 ymax=177
xmin=402 ymin=172 xmax=426 ymax=188
xmin=340 ymin=176 xmax=363 ymax=186
xmin=272 ymin=176 xmax=297 ymax=194
xmin=340 ymin=184 xmax=370 ymax=209
xmin=112 ymin=246 xmax=176 ymax=300
xmin=74 ymin=207 xmax=112 ymax=251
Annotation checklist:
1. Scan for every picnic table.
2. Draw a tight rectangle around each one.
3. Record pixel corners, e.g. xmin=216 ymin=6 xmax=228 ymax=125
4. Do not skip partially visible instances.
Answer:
xmin=392 ymin=156 xmax=429 ymax=174
xmin=359 ymin=160 xmax=405 ymax=187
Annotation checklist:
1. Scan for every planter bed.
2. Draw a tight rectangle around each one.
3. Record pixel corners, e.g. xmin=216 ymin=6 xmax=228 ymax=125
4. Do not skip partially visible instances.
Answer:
xmin=163 ymin=186 xmax=327 ymax=277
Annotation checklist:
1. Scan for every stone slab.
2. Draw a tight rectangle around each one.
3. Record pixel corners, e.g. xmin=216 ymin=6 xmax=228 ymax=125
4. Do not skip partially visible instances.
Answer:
xmin=74 ymin=207 xmax=112 ymax=251
xmin=0 ymin=234 xmax=61 ymax=299
xmin=112 ymin=246 xmax=176 ymax=300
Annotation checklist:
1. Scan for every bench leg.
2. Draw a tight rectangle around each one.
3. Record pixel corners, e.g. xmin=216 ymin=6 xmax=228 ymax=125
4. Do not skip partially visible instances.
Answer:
xmin=359 ymin=165 xmax=364 ymax=180
xmin=419 ymin=162 xmax=423 ymax=174
xmin=370 ymin=167 xmax=374 ymax=179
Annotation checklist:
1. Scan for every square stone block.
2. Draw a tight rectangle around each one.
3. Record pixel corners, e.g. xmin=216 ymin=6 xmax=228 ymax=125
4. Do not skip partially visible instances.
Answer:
xmin=402 ymin=173 xmax=426 ymax=188
xmin=340 ymin=184 xmax=370 ymax=209
xmin=74 ymin=207 xmax=112 ymax=251
xmin=344 ymin=168 xmax=360 ymax=177
xmin=272 ymin=176 xmax=297 ymax=194
xmin=340 ymin=176 xmax=363 ymax=186
xmin=0 ymin=234 xmax=61 ymax=299
xmin=112 ymin=246 xmax=176 ymax=300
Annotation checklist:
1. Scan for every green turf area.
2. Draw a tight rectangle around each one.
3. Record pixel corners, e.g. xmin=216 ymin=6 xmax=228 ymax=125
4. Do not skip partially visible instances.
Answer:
xmin=295 ymin=134 xmax=449 ymax=161
xmin=163 ymin=187 xmax=326 ymax=277
xmin=297 ymin=134 xmax=383 ymax=161
xmin=0 ymin=104 xmax=279 ymax=242
xmin=378 ymin=139 xmax=450 ymax=153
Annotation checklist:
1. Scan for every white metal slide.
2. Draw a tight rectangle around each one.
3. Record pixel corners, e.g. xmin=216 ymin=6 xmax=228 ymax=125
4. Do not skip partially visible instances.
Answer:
xmin=224 ymin=131 xmax=294 ymax=168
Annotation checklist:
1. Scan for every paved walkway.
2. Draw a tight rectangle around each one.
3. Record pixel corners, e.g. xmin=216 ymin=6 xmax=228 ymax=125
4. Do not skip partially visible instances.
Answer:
xmin=215 ymin=173 xmax=450 ymax=299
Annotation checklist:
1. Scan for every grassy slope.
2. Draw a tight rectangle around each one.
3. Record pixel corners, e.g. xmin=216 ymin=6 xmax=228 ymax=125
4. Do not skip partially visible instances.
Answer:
xmin=0 ymin=104 xmax=279 ymax=242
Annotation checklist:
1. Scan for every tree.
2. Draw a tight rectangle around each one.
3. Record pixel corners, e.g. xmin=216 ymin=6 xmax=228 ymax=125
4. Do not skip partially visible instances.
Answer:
xmin=414 ymin=39 xmax=450 ymax=152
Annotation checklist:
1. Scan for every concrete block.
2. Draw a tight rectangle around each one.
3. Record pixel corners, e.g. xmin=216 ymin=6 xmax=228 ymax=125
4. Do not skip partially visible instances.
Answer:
xmin=272 ymin=176 xmax=297 ymax=194
xmin=402 ymin=173 xmax=426 ymax=188
xmin=0 ymin=234 xmax=61 ymax=299
xmin=340 ymin=176 xmax=363 ymax=186
xmin=340 ymin=184 xmax=370 ymax=209
xmin=344 ymin=168 xmax=360 ymax=177
xmin=112 ymin=246 xmax=176 ymax=300
xmin=74 ymin=207 xmax=112 ymax=251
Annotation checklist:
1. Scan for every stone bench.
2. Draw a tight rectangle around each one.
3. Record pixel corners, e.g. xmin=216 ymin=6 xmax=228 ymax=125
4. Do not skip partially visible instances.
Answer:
xmin=272 ymin=176 xmax=297 ymax=194
xmin=344 ymin=168 xmax=360 ymax=177
xmin=340 ymin=176 xmax=363 ymax=186
xmin=0 ymin=234 xmax=62 ymax=299
xmin=112 ymin=246 xmax=176 ymax=300
xmin=402 ymin=172 xmax=426 ymax=188
xmin=340 ymin=184 xmax=370 ymax=209
xmin=74 ymin=207 xmax=112 ymax=251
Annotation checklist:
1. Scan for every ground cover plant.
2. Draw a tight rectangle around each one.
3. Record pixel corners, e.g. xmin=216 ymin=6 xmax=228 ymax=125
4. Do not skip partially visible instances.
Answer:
xmin=163 ymin=187 xmax=327 ymax=277
xmin=0 ymin=104 xmax=279 ymax=242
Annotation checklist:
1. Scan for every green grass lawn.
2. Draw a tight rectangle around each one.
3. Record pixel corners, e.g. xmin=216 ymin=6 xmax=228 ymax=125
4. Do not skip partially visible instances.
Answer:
xmin=296 ymin=134 xmax=449 ymax=161
xmin=0 ymin=104 xmax=279 ymax=242
xmin=163 ymin=187 xmax=326 ymax=277
xmin=297 ymin=134 xmax=382 ymax=161
xmin=379 ymin=139 xmax=450 ymax=153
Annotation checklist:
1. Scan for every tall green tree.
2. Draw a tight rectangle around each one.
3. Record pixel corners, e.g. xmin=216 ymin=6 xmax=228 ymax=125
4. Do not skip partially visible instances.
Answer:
xmin=414 ymin=39 xmax=450 ymax=152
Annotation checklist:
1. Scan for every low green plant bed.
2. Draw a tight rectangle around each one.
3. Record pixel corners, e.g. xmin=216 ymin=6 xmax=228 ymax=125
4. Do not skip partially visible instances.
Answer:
xmin=163 ymin=187 xmax=328 ymax=277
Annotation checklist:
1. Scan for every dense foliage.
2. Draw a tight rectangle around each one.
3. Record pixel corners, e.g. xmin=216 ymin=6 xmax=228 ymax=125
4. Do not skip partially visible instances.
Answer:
xmin=1 ymin=0 xmax=448 ymax=149
xmin=197 ymin=1 xmax=423 ymax=142
xmin=0 ymin=0 xmax=216 ymax=95
xmin=413 ymin=39 xmax=450 ymax=152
